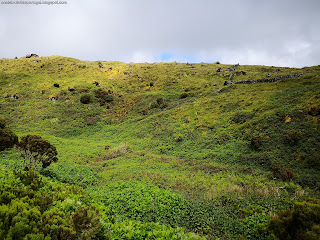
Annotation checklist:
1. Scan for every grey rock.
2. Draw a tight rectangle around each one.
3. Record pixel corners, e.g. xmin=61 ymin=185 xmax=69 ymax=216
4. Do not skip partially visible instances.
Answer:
xmin=224 ymin=80 xmax=233 ymax=85
xmin=26 ymin=53 xmax=39 ymax=58
xmin=11 ymin=94 xmax=20 ymax=99
xmin=49 ymin=96 xmax=58 ymax=103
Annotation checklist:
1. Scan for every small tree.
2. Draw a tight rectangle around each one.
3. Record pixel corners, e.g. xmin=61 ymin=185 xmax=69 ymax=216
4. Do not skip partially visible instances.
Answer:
xmin=19 ymin=135 xmax=58 ymax=170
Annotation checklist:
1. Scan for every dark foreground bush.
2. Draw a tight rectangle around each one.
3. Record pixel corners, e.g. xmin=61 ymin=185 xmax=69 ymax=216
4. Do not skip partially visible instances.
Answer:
xmin=268 ymin=198 xmax=320 ymax=239
xmin=0 ymin=169 xmax=105 ymax=240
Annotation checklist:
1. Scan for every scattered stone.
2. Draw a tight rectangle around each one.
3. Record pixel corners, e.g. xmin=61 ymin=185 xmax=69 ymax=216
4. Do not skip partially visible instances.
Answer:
xmin=234 ymin=74 xmax=304 ymax=85
xmin=53 ymin=83 xmax=60 ymax=88
xmin=216 ymin=67 xmax=222 ymax=72
xmin=68 ymin=87 xmax=76 ymax=92
xmin=224 ymin=80 xmax=233 ymax=85
xmin=49 ymin=96 xmax=58 ymax=103
xmin=235 ymin=79 xmax=255 ymax=84
xmin=59 ymin=67 xmax=63 ymax=70
xmin=215 ymin=88 xmax=223 ymax=93
xmin=98 ymin=62 xmax=103 ymax=68
xmin=241 ymin=71 xmax=246 ymax=75
xmin=165 ymin=98 xmax=196 ymax=110
xmin=124 ymin=72 xmax=130 ymax=75
xmin=93 ymin=81 xmax=100 ymax=87
xmin=36 ymin=60 xmax=41 ymax=63
xmin=11 ymin=94 xmax=20 ymax=99
xmin=26 ymin=53 xmax=39 ymax=58
xmin=128 ymin=64 xmax=132 ymax=68
xmin=267 ymin=73 xmax=271 ymax=77
xmin=213 ymin=83 xmax=217 ymax=86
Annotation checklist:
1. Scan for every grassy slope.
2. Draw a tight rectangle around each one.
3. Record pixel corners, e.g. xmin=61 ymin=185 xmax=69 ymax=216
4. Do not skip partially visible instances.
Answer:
xmin=1 ymin=56 xmax=320 ymax=238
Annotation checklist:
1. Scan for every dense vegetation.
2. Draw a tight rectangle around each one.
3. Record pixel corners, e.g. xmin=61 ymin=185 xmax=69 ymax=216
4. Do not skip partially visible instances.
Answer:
xmin=0 ymin=56 xmax=320 ymax=239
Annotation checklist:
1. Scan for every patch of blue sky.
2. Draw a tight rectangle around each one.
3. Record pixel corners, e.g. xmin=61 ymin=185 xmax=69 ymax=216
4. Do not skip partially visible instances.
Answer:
xmin=155 ymin=52 xmax=199 ymax=63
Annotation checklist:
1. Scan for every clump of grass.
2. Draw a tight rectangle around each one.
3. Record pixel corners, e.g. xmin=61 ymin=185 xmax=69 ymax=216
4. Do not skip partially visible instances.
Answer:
xmin=104 ymin=143 xmax=129 ymax=160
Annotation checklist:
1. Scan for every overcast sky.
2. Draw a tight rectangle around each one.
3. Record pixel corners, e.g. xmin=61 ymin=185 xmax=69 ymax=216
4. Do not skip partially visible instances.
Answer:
xmin=0 ymin=0 xmax=319 ymax=67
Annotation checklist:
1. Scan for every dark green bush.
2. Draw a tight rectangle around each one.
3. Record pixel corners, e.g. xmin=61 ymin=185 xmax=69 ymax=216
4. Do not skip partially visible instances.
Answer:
xmin=174 ymin=135 xmax=183 ymax=142
xmin=308 ymin=105 xmax=320 ymax=116
xmin=230 ymin=111 xmax=254 ymax=124
xmin=272 ymin=163 xmax=294 ymax=182
xmin=19 ymin=135 xmax=58 ymax=170
xmin=268 ymin=198 xmax=320 ymax=239
xmin=149 ymin=96 xmax=167 ymax=109
xmin=0 ymin=118 xmax=18 ymax=151
xmin=80 ymin=94 xmax=91 ymax=104
xmin=104 ymin=94 xmax=114 ymax=103
xmin=94 ymin=90 xmax=114 ymax=105
xmin=284 ymin=129 xmax=302 ymax=145
xmin=251 ymin=135 xmax=263 ymax=150
xmin=180 ymin=93 xmax=188 ymax=99
xmin=304 ymin=152 xmax=320 ymax=170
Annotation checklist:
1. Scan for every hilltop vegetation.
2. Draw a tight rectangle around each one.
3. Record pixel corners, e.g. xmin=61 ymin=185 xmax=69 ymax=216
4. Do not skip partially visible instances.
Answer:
xmin=0 ymin=55 xmax=320 ymax=239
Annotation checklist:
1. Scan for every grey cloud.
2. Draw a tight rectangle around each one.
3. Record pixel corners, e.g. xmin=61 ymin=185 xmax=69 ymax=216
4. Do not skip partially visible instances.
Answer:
xmin=0 ymin=0 xmax=319 ymax=67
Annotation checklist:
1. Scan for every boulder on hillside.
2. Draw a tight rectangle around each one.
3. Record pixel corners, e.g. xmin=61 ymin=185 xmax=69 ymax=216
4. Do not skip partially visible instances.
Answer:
xmin=26 ymin=53 xmax=39 ymax=58
xmin=224 ymin=80 xmax=233 ymax=85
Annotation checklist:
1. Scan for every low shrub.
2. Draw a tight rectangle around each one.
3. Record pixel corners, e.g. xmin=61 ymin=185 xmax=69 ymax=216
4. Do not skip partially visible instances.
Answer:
xmin=230 ymin=111 xmax=254 ymax=124
xmin=251 ymin=135 xmax=263 ymax=150
xmin=308 ymin=105 xmax=320 ymax=116
xmin=149 ymin=97 xmax=167 ymax=109
xmin=284 ymin=129 xmax=302 ymax=145
xmin=87 ymin=181 xmax=187 ymax=227
xmin=94 ymin=90 xmax=114 ymax=105
xmin=180 ymin=93 xmax=188 ymax=99
xmin=0 ymin=119 xmax=18 ymax=151
xmin=80 ymin=94 xmax=91 ymax=104
xmin=104 ymin=143 xmax=129 ymax=160
xmin=174 ymin=134 xmax=183 ymax=142
xmin=271 ymin=163 xmax=294 ymax=182
xmin=111 ymin=220 xmax=204 ymax=240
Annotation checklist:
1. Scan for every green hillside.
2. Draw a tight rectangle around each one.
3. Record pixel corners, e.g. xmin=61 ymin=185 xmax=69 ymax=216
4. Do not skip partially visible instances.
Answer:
xmin=1 ymin=56 xmax=320 ymax=239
